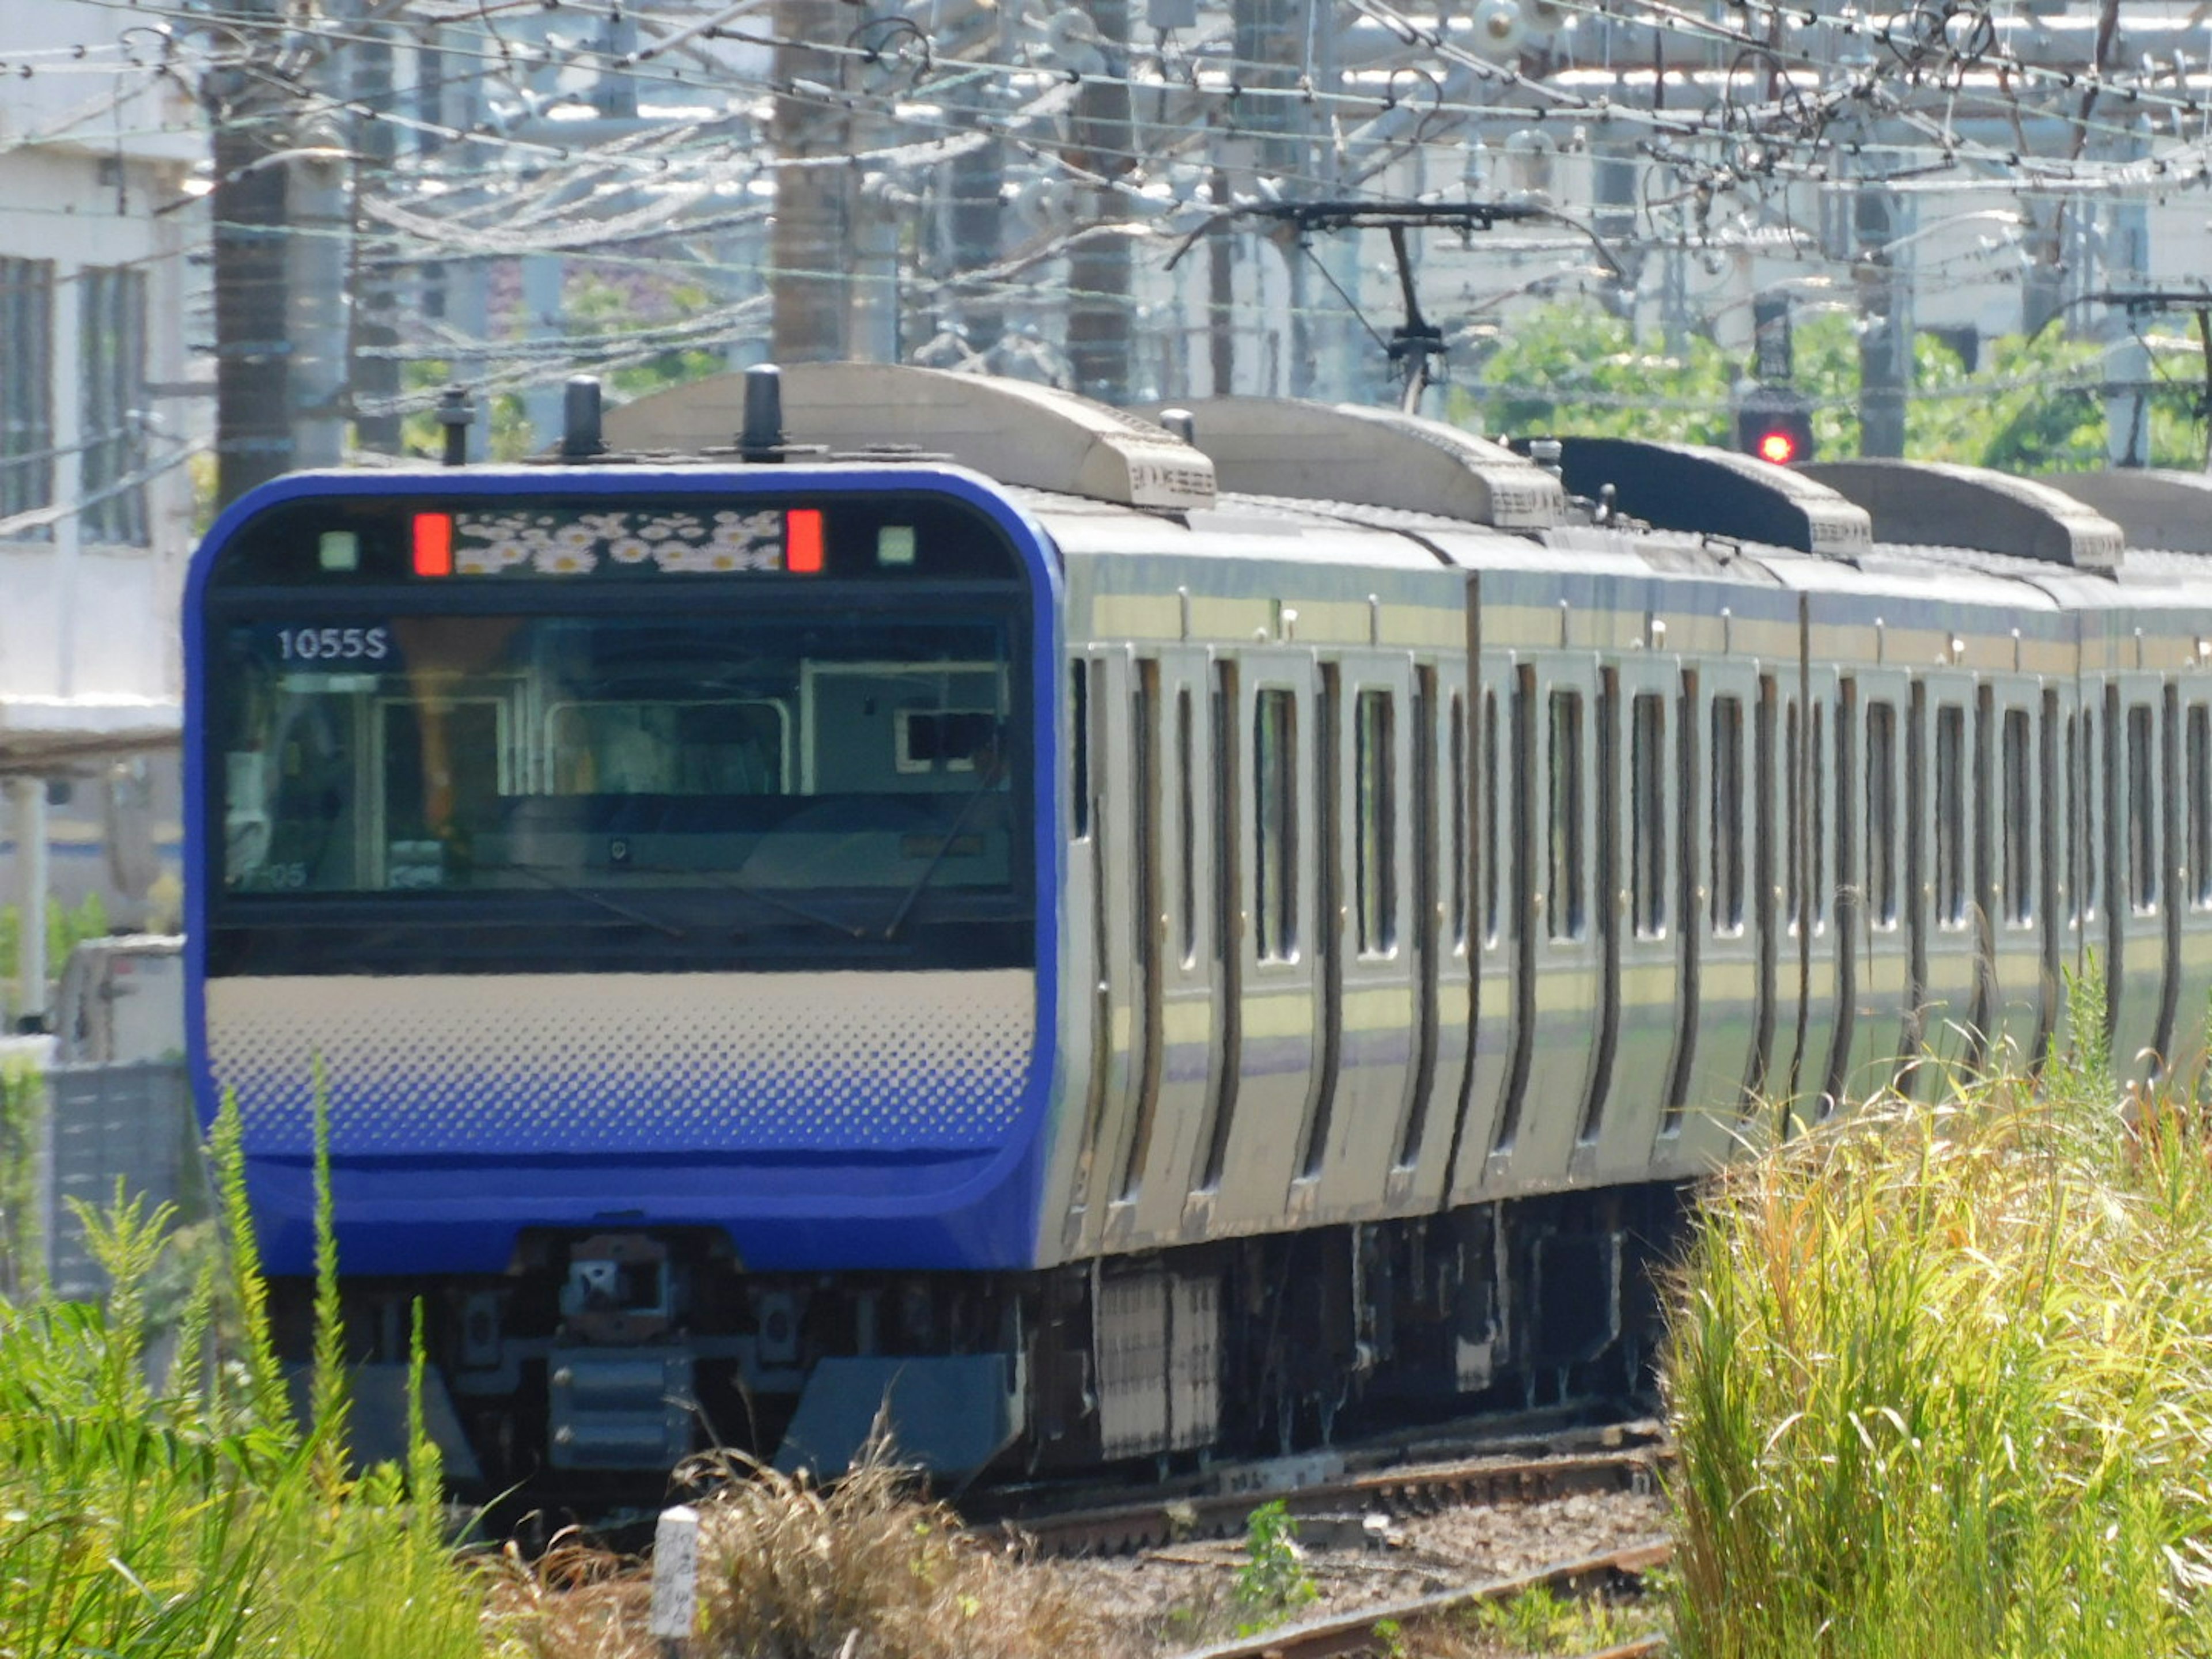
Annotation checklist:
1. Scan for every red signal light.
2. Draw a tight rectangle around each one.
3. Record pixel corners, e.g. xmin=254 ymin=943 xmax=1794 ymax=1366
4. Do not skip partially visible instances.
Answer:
xmin=1755 ymin=429 xmax=1798 ymax=465
xmin=412 ymin=512 xmax=454 ymax=577
xmin=785 ymin=509 xmax=825 ymax=574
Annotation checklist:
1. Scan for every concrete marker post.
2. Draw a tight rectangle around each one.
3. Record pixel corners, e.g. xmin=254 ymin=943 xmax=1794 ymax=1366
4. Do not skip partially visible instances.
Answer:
xmin=649 ymin=1503 xmax=701 ymax=1658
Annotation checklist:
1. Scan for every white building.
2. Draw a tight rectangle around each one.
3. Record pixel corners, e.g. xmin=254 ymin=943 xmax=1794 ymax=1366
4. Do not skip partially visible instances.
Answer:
xmin=1 ymin=0 xmax=203 ymax=1023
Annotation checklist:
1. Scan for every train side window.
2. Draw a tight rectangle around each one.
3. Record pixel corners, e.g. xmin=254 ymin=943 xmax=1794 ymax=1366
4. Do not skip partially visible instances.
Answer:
xmin=2002 ymin=707 xmax=2032 ymax=926
xmin=1177 ymin=687 xmax=1197 ymax=967
xmin=1449 ymin=692 xmax=1468 ymax=948
xmin=1548 ymin=688 xmax=1586 ymax=941
xmin=1810 ymin=701 xmax=1828 ymax=931
xmin=1355 ymin=688 xmax=1397 ymax=956
xmin=2128 ymin=702 xmax=2157 ymax=914
xmin=1785 ymin=700 xmax=1801 ymax=935
xmin=1934 ymin=704 xmax=1967 ymax=929
xmin=1070 ymin=661 xmax=1090 ymax=839
xmin=2191 ymin=705 xmax=2211 ymax=908
xmin=1483 ymin=690 xmax=1501 ymax=946
xmin=1710 ymin=694 xmax=1744 ymax=934
xmin=1254 ymin=688 xmax=1298 ymax=962
xmin=2082 ymin=707 xmax=2100 ymax=922
xmin=1867 ymin=700 xmax=1898 ymax=929
xmin=1834 ymin=685 xmax=1855 ymax=935
xmin=1630 ymin=691 xmax=1666 ymax=938
xmin=2065 ymin=713 xmax=2081 ymax=923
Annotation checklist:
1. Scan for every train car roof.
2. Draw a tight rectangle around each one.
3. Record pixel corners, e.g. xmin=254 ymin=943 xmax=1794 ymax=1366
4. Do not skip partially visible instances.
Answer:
xmin=1016 ymin=486 xmax=1456 ymax=575
xmin=2035 ymin=469 xmax=2212 ymax=556
xmin=1124 ymin=396 xmax=1566 ymax=531
xmin=1803 ymin=459 xmax=2123 ymax=573
xmin=606 ymin=362 xmax=1218 ymax=512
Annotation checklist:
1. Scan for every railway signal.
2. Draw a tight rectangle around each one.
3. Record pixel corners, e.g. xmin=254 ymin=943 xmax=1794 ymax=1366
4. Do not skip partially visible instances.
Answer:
xmin=1734 ymin=385 xmax=1816 ymax=466
xmin=1735 ymin=294 xmax=1815 ymax=465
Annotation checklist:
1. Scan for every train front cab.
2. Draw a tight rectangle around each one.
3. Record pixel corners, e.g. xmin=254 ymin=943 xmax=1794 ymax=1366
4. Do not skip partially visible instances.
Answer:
xmin=184 ymin=434 xmax=1095 ymax=1484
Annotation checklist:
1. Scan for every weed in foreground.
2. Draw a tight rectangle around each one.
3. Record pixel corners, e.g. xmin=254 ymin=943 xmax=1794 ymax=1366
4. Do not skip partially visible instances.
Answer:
xmin=0 ymin=1086 xmax=486 ymax=1659
xmin=687 ymin=1440 xmax=1110 ymax=1659
xmin=1664 ymin=960 xmax=2212 ymax=1659
xmin=1229 ymin=1499 xmax=1320 ymax=1635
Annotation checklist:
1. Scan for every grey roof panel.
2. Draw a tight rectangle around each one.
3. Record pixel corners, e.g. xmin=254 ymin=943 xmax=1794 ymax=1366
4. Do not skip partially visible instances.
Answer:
xmin=1805 ymin=459 xmax=2123 ymax=572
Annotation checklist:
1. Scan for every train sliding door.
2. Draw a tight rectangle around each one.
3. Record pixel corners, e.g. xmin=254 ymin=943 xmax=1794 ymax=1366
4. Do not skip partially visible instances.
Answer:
xmin=1448 ymin=655 xmax=1520 ymax=1204
xmin=1384 ymin=665 xmax=1464 ymax=1213
xmin=1208 ymin=653 xmax=1325 ymax=1232
xmin=1840 ymin=669 xmax=1912 ymax=1101
xmin=1113 ymin=649 xmax=1230 ymax=1245
xmin=1781 ymin=671 xmax=1844 ymax=1119
xmin=1652 ymin=660 xmax=1760 ymax=1175
xmin=1063 ymin=649 xmax=1152 ymax=1255
xmin=1074 ymin=650 xmax=1166 ymax=1251
xmin=1308 ymin=652 xmax=1421 ymax=1219
xmin=1579 ymin=657 xmax=1679 ymax=1179
xmin=1981 ymin=683 xmax=2048 ymax=1070
xmin=1912 ymin=672 xmax=1980 ymax=1089
xmin=1482 ymin=652 xmax=1604 ymax=1191
xmin=2172 ymin=695 xmax=2212 ymax=1082
xmin=2108 ymin=675 xmax=2177 ymax=1080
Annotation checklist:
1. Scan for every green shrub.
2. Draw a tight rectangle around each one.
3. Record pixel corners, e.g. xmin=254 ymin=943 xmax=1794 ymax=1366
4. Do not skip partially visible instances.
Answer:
xmin=1231 ymin=1499 xmax=1320 ymax=1635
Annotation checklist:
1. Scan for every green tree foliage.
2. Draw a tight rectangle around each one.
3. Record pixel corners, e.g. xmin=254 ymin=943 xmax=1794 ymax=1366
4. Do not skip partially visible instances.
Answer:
xmin=393 ymin=267 xmax=728 ymax=462
xmin=1458 ymin=299 xmax=2209 ymax=471
xmin=1457 ymin=305 xmax=1735 ymax=446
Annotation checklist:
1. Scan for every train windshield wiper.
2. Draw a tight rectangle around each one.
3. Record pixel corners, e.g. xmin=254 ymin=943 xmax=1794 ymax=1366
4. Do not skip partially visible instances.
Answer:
xmin=661 ymin=868 xmax=868 ymax=940
xmin=471 ymin=861 xmax=689 ymax=938
xmin=879 ymin=774 xmax=1001 ymax=941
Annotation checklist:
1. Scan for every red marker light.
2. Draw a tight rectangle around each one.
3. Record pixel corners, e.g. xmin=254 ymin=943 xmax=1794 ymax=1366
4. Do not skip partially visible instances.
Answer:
xmin=1756 ymin=430 xmax=1798 ymax=465
xmin=413 ymin=512 xmax=454 ymax=577
xmin=786 ymin=508 xmax=825 ymax=574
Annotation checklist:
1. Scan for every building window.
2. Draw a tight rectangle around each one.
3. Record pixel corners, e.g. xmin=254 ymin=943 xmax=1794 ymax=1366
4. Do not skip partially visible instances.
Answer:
xmin=0 ymin=257 xmax=54 ymax=537
xmin=80 ymin=264 xmax=149 ymax=546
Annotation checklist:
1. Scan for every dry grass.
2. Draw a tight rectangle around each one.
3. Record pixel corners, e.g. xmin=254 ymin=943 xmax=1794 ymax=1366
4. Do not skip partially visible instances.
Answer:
xmin=491 ymin=1444 xmax=1114 ymax=1659
xmin=484 ymin=1535 xmax=657 ymax=1659
xmin=694 ymin=1448 xmax=1108 ymax=1659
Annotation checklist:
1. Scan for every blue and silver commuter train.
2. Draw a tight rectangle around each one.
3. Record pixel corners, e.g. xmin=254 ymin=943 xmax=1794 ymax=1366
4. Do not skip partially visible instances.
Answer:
xmin=186 ymin=362 xmax=2212 ymax=1486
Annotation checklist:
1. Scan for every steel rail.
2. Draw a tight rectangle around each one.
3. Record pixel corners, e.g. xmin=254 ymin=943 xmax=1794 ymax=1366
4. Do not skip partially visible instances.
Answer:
xmin=997 ymin=1445 xmax=1671 ymax=1558
xmin=1162 ymin=1537 xmax=1673 ymax=1659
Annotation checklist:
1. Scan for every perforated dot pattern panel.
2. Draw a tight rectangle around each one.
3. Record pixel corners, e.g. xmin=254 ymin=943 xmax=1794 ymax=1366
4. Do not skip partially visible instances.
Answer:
xmin=204 ymin=971 xmax=1037 ymax=1155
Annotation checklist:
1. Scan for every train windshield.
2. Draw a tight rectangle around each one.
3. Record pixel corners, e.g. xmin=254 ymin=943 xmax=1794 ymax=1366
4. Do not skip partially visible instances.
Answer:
xmin=207 ymin=606 xmax=1028 ymax=971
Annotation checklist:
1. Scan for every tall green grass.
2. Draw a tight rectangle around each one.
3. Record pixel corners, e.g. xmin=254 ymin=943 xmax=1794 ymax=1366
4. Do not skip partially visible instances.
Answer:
xmin=0 ymin=1089 xmax=488 ymax=1659
xmin=1665 ymin=968 xmax=2212 ymax=1659
xmin=0 ymin=1057 xmax=42 ymax=1296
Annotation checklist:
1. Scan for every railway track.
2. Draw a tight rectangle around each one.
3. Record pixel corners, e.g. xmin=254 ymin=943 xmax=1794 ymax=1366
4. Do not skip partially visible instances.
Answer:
xmin=989 ymin=1437 xmax=1672 ymax=1558
xmin=1164 ymin=1538 xmax=1672 ymax=1659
